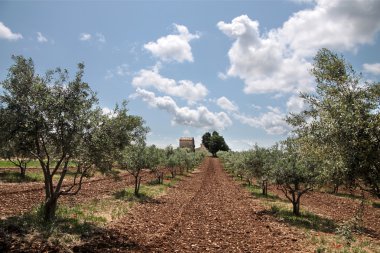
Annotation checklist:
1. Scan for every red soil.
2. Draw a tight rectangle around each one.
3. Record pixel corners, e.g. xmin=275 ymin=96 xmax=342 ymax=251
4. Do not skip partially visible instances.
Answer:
xmin=75 ymin=157 xmax=311 ymax=252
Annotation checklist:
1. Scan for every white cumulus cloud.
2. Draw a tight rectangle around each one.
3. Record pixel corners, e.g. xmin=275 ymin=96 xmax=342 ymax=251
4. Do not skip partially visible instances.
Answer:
xmin=37 ymin=32 xmax=48 ymax=43
xmin=218 ymin=0 xmax=380 ymax=95
xmin=79 ymin=33 xmax=92 ymax=41
xmin=144 ymin=24 xmax=200 ymax=63
xmin=79 ymin=32 xmax=106 ymax=43
xmin=216 ymin=96 xmax=239 ymax=112
xmin=234 ymin=107 xmax=290 ymax=135
xmin=218 ymin=15 xmax=312 ymax=94
xmin=134 ymin=88 xmax=232 ymax=130
xmin=363 ymin=63 xmax=380 ymax=75
xmin=132 ymin=68 xmax=208 ymax=103
xmin=286 ymin=95 xmax=306 ymax=113
xmin=0 ymin=22 xmax=22 ymax=41
xmin=281 ymin=0 xmax=380 ymax=57
xmin=105 ymin=64 xmax=130 ymax=79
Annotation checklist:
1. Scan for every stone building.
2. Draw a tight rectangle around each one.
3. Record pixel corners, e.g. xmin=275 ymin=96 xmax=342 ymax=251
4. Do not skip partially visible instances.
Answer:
xmin=179 ymin=137 xmax=195 ymax=152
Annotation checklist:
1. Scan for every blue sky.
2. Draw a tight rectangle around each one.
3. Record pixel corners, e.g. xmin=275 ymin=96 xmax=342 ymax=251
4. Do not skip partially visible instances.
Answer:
xmin=1 ymin=0 xmax=380 ymax=150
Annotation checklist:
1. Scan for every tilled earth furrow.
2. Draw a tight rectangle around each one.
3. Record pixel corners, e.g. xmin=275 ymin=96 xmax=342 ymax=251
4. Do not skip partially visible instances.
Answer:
xmin=81 ymin=157 xmax=311 ymax=252
xmin=151 ymin=158 xmax=306 ymax=252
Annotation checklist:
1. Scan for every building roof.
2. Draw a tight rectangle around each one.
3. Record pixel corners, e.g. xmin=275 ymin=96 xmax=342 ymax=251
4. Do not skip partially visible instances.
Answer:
xmin=179 ymin=137 xmax=194 ymax=141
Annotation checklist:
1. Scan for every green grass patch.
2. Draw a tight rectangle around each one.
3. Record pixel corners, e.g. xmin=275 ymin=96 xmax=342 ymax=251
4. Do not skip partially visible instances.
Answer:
xmin=114 ymin=184 xmax=168 ymax=202
xmin=163 ymin=176 xmax=183 ymax=187
xmin=269 ymin=204 xmax=336 ymax=233
xmin=114 ymin=172 xmax=187 ymax=202
xmin=57 ymin=197 xmax=132 ymax=224
xmin=0 ymin=170 xmax=44 ymax=182
xmin=244 ymin=183 xmax=282 ymax=201
xmin=0 ymin=160 xmax=41 ymax=168
xmin=57 ymin=205 xmax=108 ymax=225
xmin=0 ymin=169 xmax=78 ymax=183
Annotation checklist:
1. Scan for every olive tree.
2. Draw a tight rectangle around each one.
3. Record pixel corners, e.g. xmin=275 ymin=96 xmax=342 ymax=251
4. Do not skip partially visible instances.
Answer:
xmin=218 ymin=151 xmax=236 ymax=174
xmin=0 ymin=131 xmax=33 ymax=179
xmin=0 ymin=56 xmax=145 ymax=221
xmin=183 ymin=150 xmax=195 ymax=173
xmin=147 ymin=145 xmax=164 ymax=184
xmin=0 ymin=58 xmax=36 ymax=178
xmin=288 ymin=48 xmax=380 ymax=197
xmin=273 ymin=138 xmax=319 ymax=216
xmin=246 ymin=145 xmax=272 ymax=195
xmin=119 ymin=141 xmax=159 ymax=196
xmin=164 ymin=146 xmax=178 ymax=178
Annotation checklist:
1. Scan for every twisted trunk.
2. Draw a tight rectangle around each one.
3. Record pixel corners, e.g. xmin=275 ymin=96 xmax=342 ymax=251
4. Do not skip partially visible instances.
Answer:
xmin=262 ymin=180 xmax=268 ymax=196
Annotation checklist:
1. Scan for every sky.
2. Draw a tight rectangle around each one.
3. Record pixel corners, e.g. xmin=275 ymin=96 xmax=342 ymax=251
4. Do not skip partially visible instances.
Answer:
xmin=1 ymin=0 xmax=380 ymax=151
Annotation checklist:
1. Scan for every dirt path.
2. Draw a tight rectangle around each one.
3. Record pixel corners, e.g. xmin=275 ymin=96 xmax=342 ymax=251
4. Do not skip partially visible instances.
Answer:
xmin=77 ymin=157 xmax=310 ymax=252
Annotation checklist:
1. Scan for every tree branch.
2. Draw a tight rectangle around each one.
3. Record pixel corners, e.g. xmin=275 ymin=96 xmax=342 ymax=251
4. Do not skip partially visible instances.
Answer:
xmin=52 ymin=153 xmax=67 ymax=176
xmin=60 ymin=163 xmax=90 ymax=196
xmin=278 ymin=184 xmax=293 ymax=203
xmin=54 ymin=160 xmax=69 ymax=196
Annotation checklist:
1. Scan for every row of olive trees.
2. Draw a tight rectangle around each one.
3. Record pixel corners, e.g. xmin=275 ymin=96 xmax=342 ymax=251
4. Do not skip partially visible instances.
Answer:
xmin=219 ymin=140 xmax=317 ymax=216
xmin=119 ymin=143 xmax=206 ymax=196
xmin=219 ymin=48 xmax=380 ymax=216
xmin=0 ymin=56 xmax=148 ymax=221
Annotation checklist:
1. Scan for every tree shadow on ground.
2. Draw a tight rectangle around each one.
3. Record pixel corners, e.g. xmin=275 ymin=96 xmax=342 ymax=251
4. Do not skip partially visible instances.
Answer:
xmin=113 ymin=189 xmax=160 ymax=204
xmin=0 ymin=209 xmax=108 ymax=252
xmin=257 ymin=206 xmax=337 ymax=233
xmin=72 ymin=227 xmax=147 ymax=253
xmin=0 ymin=213 xmax=147 ymax=253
